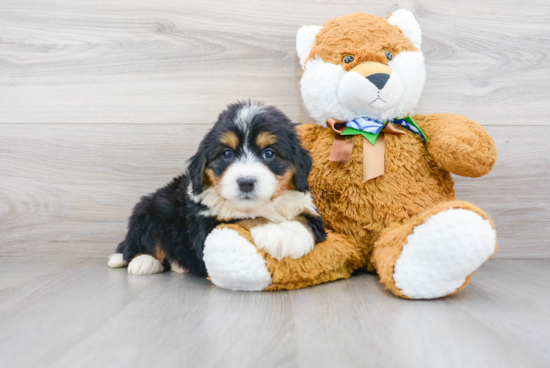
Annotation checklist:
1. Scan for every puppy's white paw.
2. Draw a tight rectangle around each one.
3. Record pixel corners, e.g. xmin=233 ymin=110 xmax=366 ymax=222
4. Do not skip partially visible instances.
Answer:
xmin=107 ymin=253 xmax=128 ymax=268
xmin=251 ymin=221 xmax=314 ymax=261
xmin=127 ymin=255 xmax=164 ymax=275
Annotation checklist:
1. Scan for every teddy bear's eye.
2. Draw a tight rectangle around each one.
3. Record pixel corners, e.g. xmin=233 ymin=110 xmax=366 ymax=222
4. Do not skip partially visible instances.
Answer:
xmin=385 ymin=51 xmax=394 ymax=61
xmin=343 ymin=55 xmax=355 ymax=64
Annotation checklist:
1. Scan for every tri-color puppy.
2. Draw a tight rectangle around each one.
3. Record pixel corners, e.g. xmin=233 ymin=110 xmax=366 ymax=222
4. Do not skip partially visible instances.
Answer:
xmin=108 ymin=101 xmax=326 ymax=276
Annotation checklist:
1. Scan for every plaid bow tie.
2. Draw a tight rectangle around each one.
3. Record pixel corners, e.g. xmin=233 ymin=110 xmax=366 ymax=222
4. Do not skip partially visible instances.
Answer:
xmin=344 ymin=116 xmax=427 ymax=144
xmin=327 ymin=116 xmax=428 ymax=183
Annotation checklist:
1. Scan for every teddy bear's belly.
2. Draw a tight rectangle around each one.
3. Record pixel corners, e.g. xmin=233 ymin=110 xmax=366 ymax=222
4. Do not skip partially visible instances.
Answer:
xmin=307 ymin=132 xmax=455 ymax=267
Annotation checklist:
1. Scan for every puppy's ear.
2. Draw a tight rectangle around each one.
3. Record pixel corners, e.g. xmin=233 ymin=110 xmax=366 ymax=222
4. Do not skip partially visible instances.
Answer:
xmin=187 ymin=150 xmax=207 ymax=195
xmin=293 ymin=144 xmax=312 ymax=193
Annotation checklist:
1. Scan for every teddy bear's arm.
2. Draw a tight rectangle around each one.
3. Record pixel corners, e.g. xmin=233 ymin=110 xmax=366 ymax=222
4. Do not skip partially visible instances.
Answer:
xmin=413 ymin=114 xmax=498 ymax=178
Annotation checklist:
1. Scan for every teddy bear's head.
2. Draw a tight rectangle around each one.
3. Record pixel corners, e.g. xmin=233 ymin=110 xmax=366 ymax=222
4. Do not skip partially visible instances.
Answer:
xmin=297 ymin=10 xmax=426 ymax=124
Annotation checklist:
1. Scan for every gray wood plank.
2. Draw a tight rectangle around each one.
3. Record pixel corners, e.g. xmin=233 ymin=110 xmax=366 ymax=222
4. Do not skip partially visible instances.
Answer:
xmin=0 ymin=257 xmax=92 ymax=311
xmin=289 ymin=269 xmax=549 ymax=368
xmin=0 ymin=0 xmax=548 ymax=125
xmin=52 ymin=280 xmax=297 ymax=368
xmin=1 ymin=124 xmax=548 ymax=258
xmin=0 ymin=257 xmax=296 ymax=368
xmin=0 ymin=123 xmax=207 ymax=257
xmin=0 ymin=258 xmax=549 ymax=368
xmin=448 ymin=259 xmax=550 ymax=361
xmin=0 ymin=257 xmax=161 ymax=368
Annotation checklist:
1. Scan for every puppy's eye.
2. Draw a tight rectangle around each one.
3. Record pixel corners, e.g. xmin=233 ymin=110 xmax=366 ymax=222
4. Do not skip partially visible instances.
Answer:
xmin=343 ymin=55 xmax=355 ymax=64
xmin=263 ymin=149 xmax=275 ymax=161
xmin=385 ymin=51 xmax=394 ymax=61
xmin=222 ymin=149 xmax=233 ymax=160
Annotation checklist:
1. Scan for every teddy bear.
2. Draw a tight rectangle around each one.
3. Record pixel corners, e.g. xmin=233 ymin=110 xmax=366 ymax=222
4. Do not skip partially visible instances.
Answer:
xmin=202 ymin=9 xmax=498 ymax=299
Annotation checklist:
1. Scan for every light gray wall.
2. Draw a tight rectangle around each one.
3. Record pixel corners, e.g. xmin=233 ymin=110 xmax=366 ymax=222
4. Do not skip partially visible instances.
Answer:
xmin=1 ymin=0 xmax=548 ymax=257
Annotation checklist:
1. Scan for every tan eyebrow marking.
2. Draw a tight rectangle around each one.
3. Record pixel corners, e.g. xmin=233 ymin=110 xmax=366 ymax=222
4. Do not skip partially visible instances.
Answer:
xmin=256 ymin=131 xmax=278 ymax=149
xmin=219 ymin=131 xmax=239 ymax=150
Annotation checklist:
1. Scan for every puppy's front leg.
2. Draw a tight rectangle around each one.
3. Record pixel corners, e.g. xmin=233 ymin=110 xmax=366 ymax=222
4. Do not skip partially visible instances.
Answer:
xmin=244 ymin=218 xmax=315 ymax=261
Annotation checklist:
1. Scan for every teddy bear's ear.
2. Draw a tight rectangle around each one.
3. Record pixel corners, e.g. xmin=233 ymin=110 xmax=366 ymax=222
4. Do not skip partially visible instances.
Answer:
xmin=296 ymin=25 xmax=323 ymax=69
xmin=387 ymin=9 xmax=422 ymax=50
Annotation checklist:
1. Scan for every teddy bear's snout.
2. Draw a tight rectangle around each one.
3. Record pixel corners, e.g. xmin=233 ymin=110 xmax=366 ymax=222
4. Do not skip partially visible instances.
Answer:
xmin=337 ymin=66 xmax=404 ymax=114
xmin=366 ymin=73 xmax=390 ymax=90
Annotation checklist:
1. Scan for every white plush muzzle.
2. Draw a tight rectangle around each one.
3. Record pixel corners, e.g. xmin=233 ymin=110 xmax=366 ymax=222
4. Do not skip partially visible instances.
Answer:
xmin=338 ymin=71 xmax=404 ymax=115
xmin=301 ymin=51 xmax=426 ymax=124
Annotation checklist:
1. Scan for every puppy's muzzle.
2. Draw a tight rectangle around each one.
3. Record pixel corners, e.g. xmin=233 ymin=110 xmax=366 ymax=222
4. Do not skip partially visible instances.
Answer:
xmin=237 ymin=177 xmax=256 ymax=193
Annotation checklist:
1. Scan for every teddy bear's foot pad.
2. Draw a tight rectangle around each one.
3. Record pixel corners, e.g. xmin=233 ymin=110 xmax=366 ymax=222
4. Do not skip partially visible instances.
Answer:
xmin=203 ymin=227 xmax=273 ymax=291
xmin=393 ymin=208 xmax=496 ymax=299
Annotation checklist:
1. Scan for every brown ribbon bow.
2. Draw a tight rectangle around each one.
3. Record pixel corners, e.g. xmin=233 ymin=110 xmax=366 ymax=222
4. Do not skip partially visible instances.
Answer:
xmin=326 ymin=118 xmax=406 ymax=183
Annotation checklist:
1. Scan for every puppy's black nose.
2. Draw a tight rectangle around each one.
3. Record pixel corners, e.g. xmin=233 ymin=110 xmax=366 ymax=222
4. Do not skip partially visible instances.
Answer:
xmin=366 ymin=73 xmax=390 ymax=90
xmin=237 ymin=177 xmax=256 ymax=193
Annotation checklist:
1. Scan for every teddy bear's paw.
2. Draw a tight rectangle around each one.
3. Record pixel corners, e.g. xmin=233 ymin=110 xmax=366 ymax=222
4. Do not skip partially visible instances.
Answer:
xmin=250 ymin=221 xmax=315 ymax=261
xmin=203 ymin=227 xmax=273 ymax=291
xmin=127 ymin=254 xmax=164 ymax=275
xmin=393 ymin=208 xmax=496 ymax=299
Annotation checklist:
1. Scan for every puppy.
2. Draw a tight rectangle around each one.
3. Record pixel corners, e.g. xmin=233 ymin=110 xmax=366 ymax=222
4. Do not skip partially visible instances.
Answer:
xmin=108 ymin=101 xmax=326 ymax=276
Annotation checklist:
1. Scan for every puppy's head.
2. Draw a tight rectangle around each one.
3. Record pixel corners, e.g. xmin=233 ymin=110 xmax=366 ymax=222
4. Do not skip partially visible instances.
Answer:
xmin=188 ymin=101 xmax=312 ymax=210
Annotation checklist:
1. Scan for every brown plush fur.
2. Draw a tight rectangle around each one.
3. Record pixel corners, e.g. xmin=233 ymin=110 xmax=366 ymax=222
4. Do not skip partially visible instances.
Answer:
xmin=293 ymin=114 xmax=497 ymax=295
xmin=306 ymin=12 xmax=418 ymax=71
xmin=297 ymin=114 xmax=497 ymax=267
xmin=416 ymin=114 xmax=498 ymax=177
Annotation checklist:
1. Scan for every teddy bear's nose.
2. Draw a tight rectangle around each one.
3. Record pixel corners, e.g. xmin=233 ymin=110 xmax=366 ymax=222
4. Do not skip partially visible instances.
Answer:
xmin=366 ymin=73 xmax=390 ymax=90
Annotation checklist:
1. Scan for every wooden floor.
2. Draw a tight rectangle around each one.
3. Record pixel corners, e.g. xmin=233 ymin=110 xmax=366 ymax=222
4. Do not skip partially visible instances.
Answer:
xmin=1 ymin=258 xmax=549 ymax=368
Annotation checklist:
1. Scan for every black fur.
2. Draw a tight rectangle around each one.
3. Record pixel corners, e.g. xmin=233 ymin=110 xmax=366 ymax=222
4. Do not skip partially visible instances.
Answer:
xmin=116 ymin=174 xmax=212 ymax=276
xmin=115 ymin=101 xmax=326 ymax=276
xmin=302 ymin=212 xmax=327 ymax=244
